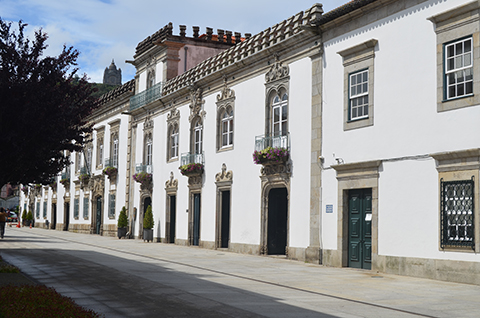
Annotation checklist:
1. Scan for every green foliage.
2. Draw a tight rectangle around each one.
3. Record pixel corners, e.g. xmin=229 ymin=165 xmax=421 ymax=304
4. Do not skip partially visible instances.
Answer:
xmin=26 ymin=211 xmax=33 ymax=221
xmin=21 ymin=210 xmax=26 ymax=220
xmin=90 ymin=83 xmax=118 ymax=99
xmin=0 ymin=285 xmax=103 ymax=317
xmin=143 ymin=205 xmax=154 ymax=230
xmin=117 ymin=206 xmax=128 ymax=228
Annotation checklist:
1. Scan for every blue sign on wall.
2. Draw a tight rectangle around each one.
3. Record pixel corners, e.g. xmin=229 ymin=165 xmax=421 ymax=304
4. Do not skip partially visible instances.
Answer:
xmin=326 ymin=204 xmax=333 ymax=213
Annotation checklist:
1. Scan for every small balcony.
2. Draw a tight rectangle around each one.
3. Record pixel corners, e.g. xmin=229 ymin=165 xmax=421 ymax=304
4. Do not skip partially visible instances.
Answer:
xmin=104 ymin=157 xmax=118 ymax=168
xmin=135 ymin=164 xmax=153 ymax=174
xmin=130 ymin=82 xmax=163 ymax=111
xmin=255 ymin=132 xmax=290 ymax=152
xmin=180 ymin=152 xmax=204 ymax=166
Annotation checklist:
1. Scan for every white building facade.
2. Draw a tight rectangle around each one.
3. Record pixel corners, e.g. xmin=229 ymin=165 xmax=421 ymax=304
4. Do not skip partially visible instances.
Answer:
xmin=21 ymin=0 xmax=480 ymax=285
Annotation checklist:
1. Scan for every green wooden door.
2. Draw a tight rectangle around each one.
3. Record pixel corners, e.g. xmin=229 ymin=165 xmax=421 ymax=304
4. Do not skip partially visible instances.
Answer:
xmin=267 ymin=188 xmax=288 ymax=255
xmin=193 ymin=194 xmax=201 ymax=246
xmin=96 ymin=196 xmax=102 ymax=235
xmin=221 ymin=190 xmax=230 ymax=248
xmin=348 ymin=189 xmax=372 ymax=269
xmin=169 ymin=195 xmax=176 ymax=244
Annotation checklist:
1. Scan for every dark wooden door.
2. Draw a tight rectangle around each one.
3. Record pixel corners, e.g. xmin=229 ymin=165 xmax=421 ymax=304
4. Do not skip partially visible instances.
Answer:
xmin=348 ymin=189 xmax=372 ymax=269
xmin=193 ymin=193 xmax=201 ymax=246
xmin=51 ymin=203 xmax=57 ymax=230
xmin=169 ymin=195 xmax=176 ymax=244
xmin=96 ymin=196 xmax=102 ymax=235
xmin=221 ymin=190 xmax=230 ymax=248
xmin=267 ymin=188 xmax=288 ymax=255
xmin=64 ymin=202 xmax=70 ymax=231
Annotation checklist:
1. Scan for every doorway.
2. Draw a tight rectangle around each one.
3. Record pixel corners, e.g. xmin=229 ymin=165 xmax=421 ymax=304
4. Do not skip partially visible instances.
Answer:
xmin=64 ymin=202 xmax=70 ymax=231
xmin=168 ymin=195 xmax=176 ymax=243
xmin=193 ymin=193 xmax=201 ymax=246
xmin=267 ymin=187 xmax=288 ymax=255
xmin=220 ymin=190 xmax=230 ymax=248
xmin=95 ymin=196 xmax=102 ymax=235
xmin=348 ymin=189 xmax=372 ymax=270
xmin=51 ymin=203 xmax=57 ymax=230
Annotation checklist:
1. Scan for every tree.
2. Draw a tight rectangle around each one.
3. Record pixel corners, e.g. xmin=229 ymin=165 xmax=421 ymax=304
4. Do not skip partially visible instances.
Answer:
xmin=143 ymin=205 xmax=154 ymax=230
xmin=0 ymin=19 xmax=98 ymax=186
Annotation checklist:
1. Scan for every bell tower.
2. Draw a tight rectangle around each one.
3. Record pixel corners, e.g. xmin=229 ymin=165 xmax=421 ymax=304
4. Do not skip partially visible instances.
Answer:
xmin=103 ymin=59 xmax=122 ymax=85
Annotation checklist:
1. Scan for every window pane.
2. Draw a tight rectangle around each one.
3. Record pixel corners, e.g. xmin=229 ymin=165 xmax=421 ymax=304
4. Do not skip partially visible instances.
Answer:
xmin=363 ymin=105 xmax=368 ymax=116
xmin=363 ymin=72 xmax=368 ymax=82
xmin=222 ymin=134 xmax=227 ymax=146
xmin=464 ymin=53 xmax=472 ymax=66
xmin=456 ymin=70 xmax=464 ymax=83
xmin=447 ymin=58 xmax=454 ymax=71
xmin=356 ymin=73 xmax=362 ymax=83
xmin=282 ymin=94 xmax=288 ymax=101
xmin=229 ymin=132 xmax=233 ymax=145
xmin=457 ymin=83 xmax=464 ymax=96
xmin=351 ymin=75 xmax=357 ymax=85
xmin=352 ymin=108 xmax=357 ymax=118
xmin=282 ymin=105 xmax=287 ymax=121
xmin=448 ymin=74 xmax=455 ymax=85
xmin=448 ymin=85 xmax=456 ymax=98
xmin=351 ymin=86 xmax=356 ymax=96
xmin=447 ymin=45 xmax=454 ymax=58
xmin=273 ymin=107 xmax=279 ymax=123
xmin=455 ymin=42 xmax=463 ymax=55
xmin=363 ymin=83 xmax=368 ymax=93
xmin=455 ymin=56 xmax=463 ymax=68
xmin=466 ymin=81 xmax=473 ymax=94
xmin=282 ymin=122 xmax=287 ymax=134
xmin=465 ymin=39 xmax=472 ymax=52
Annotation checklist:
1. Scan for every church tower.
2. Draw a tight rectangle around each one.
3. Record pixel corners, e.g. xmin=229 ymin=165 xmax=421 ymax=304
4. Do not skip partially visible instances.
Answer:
xmin=103 ymin=59 xmax=122 ymax=85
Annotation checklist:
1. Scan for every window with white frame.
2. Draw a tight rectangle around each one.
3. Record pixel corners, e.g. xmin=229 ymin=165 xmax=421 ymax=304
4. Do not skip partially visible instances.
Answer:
xmin=111 ymin=134 xmax=119 ymax=168
xmin=429 ymin=2 xmax=480 ymax=112
xmin=108 ymin=193 xmax=115 ymax=218
xmin=221 ymin=107 xmax=234 ymax=148
xmin=194 ymin=119 xmax=203 ymax=154
xmin=337 ymin=39 xmax=376 ymax=130
xmin=445 ymin=37 xmax=473 ymax=100
xmin=74 ymin=198 xmax=79 ymax=219
xmin=145 ymin=134 xmax=153 ymax=166
xmin=75 ymin=152 xmax=81 ymax=173
xmin=96 ymin=136 xmax=104 ymax=168
xmin=272 ymin=93 xmax=288 ymax=137
xmin=349 ymin=70 xmax=369 ymax=120
xmin=43 ymin=202 xmax=47 ymax=218
xmin=86 ymin=146 xmax=92 ymax=172
xmin=169 ymin=124 xmax=179 ymax=159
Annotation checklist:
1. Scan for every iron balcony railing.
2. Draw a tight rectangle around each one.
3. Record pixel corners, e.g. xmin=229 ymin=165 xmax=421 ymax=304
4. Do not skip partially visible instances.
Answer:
xmin=180 ymin=152 xmax=204 ymax=166
xmin=135 ymin=164 xmax=153 ymax=174
xmin=255 ymin=132 xmax=290 ymax=151
xmin=104 ymin=157 xmax=118 ymax=168
xmin=130 ymin=82 xmax=163 ymax=111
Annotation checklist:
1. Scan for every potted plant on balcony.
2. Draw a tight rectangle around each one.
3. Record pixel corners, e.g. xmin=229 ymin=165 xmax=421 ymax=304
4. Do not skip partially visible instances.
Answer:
xmin=103 ymin=166 xmax=118 ymax=182
xmin=252 ymin=147 xmax=289 ymax=165
xmin=143 ymin=205 xmax=154 ymax=242
xmin=79 ymin=173 xmax=90 ymax=188
xmin=117 ymin=206 xmax=128 ymax=239
xmin=60 ymin=178 xmax=70 ymax=188
xmin=133 ymin=172 xmax=152 ymax=185
xmin=179 ymin=163 xmax=204 ymax=176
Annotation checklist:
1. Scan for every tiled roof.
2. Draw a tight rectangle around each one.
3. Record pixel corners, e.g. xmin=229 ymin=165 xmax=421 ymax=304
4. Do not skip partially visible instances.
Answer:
xmin=95 ymin=79 xmax=135 ymax=106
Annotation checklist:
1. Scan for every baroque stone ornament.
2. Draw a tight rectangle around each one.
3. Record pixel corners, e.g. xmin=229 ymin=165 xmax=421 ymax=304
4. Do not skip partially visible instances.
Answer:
xmin=215 ymin=163 xmax=233 ymax=183
xmin=188 ymin=175 xmax=202 ymax=187
xmin=167 ymin=108 xmax=180 ymax=122
xmin=188 ymin=84 xmax=205 ymax=122
xmin=261 ymin=162 xmax=291 ymax=176
xmin=265 ymin=53 xmax=290 ymax=83
xmin=165 ymin=171 xmax=178 ymax=190
xmin=216 ymin=77 xmax=235 ymax=102
xmin=92 ymin=175 xmax=105 ymax=198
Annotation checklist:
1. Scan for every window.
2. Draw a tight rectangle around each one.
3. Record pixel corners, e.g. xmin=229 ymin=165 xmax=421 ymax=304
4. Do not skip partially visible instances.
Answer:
xmin=108 ymin=193 xmax=115 ymax=218
xmin=221 ymin=107 xmax=234 ymax=148
xmin=36 ymin=202 xmax=40 ymax=218
xmin=74 ymin=198 xmax=79 ymax=219
xmin=75 ymin=152 xmax=81 ymax=173
xmin=147 ymin=71 xmax=155 ymax=89
xmin=111 ymin=134 xmax=119 ymax=168
xmin=194 ymin=119 xmax=203 ymax=154
xmin=86 ymin=146 xmax=92 ymax=172
xmin=337 ymin=39 xmax=377 ymax=130
xmin=272 ymin=94 xmax=288 ymax=136
xmin=429 ymin=1 xmax=480 ymax=112
xmin=169 ymin=124 xmax=179 ymax=159
xmin=83 ymin=197 xmax=89 ymax=219
xmin=96 ymin=130 xmax=104 ymax=168
xmin=432 ymin=148 xmax=480 ymax=253
xmin=349 ymin=70 xmax=369 ymax=120
xmin=445 ymin=37 xmax=473 ymax=100
xmin=145 ymin=134 xmax=153 ymax=166
xmin=440 ymin=178 xmax=474 ymax=249
xmin=43 ymin=202 xmax=47 ymax=218
xmin=216 ymin=82 xmax=235 ymax=151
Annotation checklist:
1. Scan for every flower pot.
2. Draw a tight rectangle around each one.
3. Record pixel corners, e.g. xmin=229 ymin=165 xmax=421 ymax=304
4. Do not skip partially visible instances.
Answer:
xmin=117 ymin=227 xmax=127 ymax=239
xmin=143 ymin=228 xmax=153 ymax=242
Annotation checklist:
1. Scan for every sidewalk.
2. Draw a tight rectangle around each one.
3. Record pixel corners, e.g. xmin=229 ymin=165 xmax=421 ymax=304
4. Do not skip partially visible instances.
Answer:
xmin=1 ymin=227 xmax=480 ymax=318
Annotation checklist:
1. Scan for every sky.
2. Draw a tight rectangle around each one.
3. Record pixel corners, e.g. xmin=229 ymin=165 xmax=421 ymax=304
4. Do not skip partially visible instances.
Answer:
xmin=0 ymin=0 xmax=347 ymax=83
